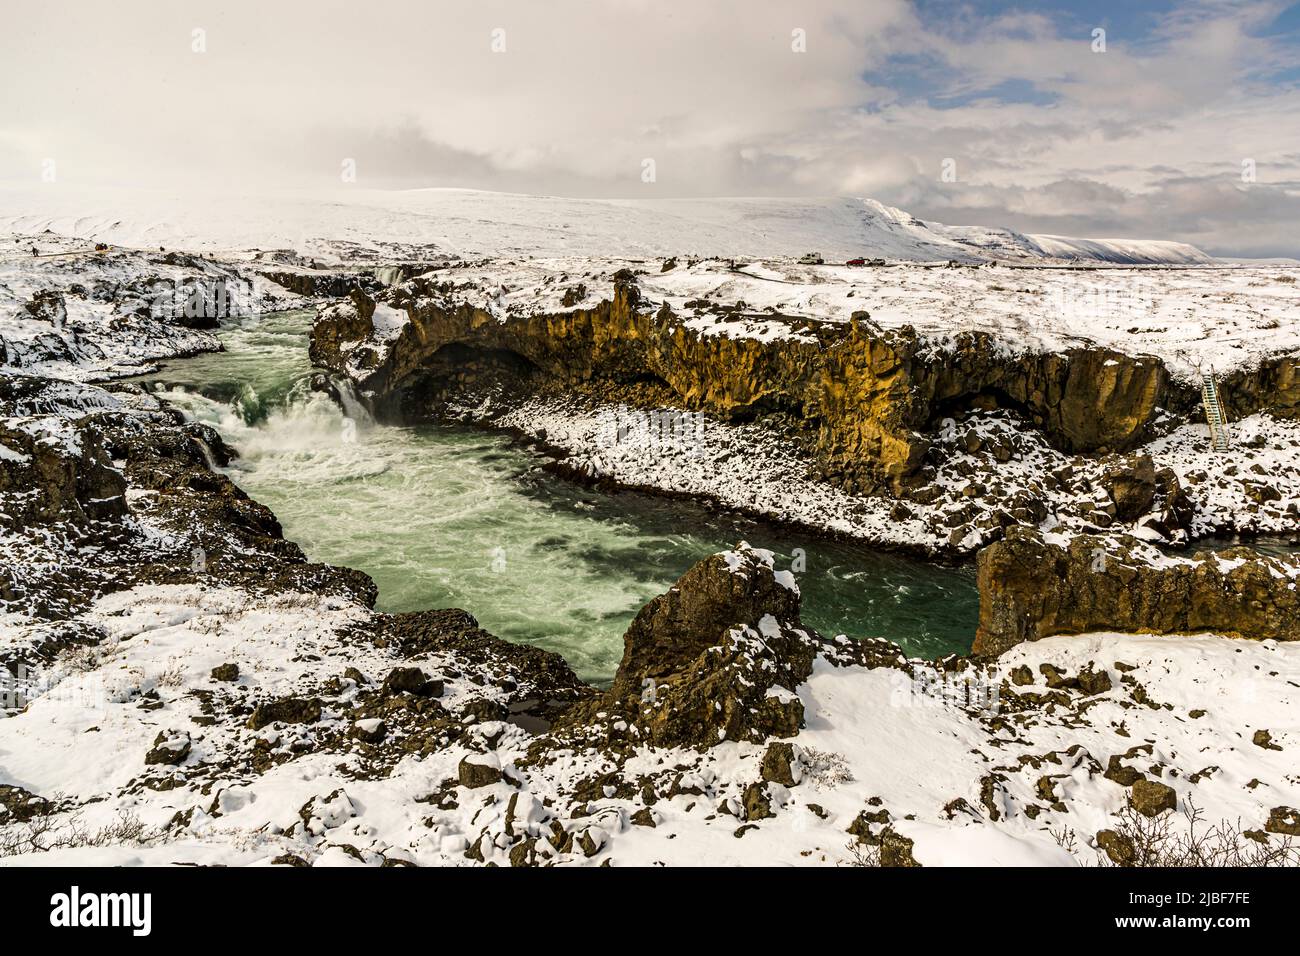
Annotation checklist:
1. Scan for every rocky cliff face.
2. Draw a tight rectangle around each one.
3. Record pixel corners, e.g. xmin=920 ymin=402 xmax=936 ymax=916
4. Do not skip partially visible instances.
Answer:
xmin=310 ymin=272 xmax=1294 ymax=497
xmin=974 ymin=527 xmax=1300 ymax=655
xmin=1221 ymin=355 xmax=1300 ymax=421
xmin=0 ymin=405 xmax=126 ymax=525
xmin=573 ymin=543 xmax=821 ymax=749
xmin=0 ymin=376 xmax=374 ymax=625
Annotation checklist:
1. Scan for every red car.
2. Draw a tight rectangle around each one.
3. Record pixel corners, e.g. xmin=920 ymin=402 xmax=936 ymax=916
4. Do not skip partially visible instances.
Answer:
xmin=846 ymin=257 xmax=866 ymax=266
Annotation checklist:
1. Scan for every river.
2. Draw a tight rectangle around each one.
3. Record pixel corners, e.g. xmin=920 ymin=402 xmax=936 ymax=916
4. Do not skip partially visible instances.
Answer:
xmin=133 ymin=309 xmax=978 ymax=682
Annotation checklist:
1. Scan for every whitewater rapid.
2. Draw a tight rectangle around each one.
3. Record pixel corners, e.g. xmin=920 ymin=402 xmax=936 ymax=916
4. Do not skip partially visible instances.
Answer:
xmin=135 ymin=310 xmax=978 ymax=681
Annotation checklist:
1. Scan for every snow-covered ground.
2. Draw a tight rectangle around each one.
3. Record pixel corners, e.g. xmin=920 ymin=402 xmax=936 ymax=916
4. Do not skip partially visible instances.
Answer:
xmin=0 ymin=236 xmax=305 ymax=381
xmin=0 ymin=185 xmax=1217 ymax=265
xmin=396 ymin=255 xmax=1300 ymax=382
xmin=484 ymin=398 xmax=1300 ymax=555
xmin=1 ymin=578 xmax=1295 ymax=867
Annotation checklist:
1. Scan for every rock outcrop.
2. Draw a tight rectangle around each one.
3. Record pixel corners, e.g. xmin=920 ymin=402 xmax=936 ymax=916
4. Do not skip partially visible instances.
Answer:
xmin=0 ymin=377 xmax=375 ymax=625
xmin=261 ymin=270 xmax=374 ymax=298
xmin=1220 ymin=355 xmax=1300 ymax=421
xmin=974 ymin=527 xmax=1300 ymax=655
xmin=559 ymin=543 xmax=822 ymax=749
xmin=0 ymin=414 xmax=126 ymax=524
xmin=309 ymin=275 xmax=1214 ymax=494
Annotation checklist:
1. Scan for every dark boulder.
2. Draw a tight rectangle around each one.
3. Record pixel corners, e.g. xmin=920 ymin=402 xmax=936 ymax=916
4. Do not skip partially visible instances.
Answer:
xmin=144 ymin=730 xmax=192 ymax=766
xmin=1096 ymin=829 xmax=1137 ymax=866
xmin=211 ymin=663 xmax=239 ymax=682
xmin=1130 ymin=779 xmax=1177 ymax=817
xmin=246 ymin=696 xmax=322 ymax=730
xmin=1266 ymin=806 xmax=1300 ymax=836
xmin=760 ymin=742 xmax=800 ymax=786
xmin=458 ymin=754 xmax=504 ymax=789
xmin=1100 ymin=455 xmax=1157 ymax=522
xmin=381 ymin=666 xmax=443 ymax=698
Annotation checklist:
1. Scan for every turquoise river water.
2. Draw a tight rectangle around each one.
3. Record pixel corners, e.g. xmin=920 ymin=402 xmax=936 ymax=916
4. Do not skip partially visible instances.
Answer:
xmin=135 ymin=310 xmax=978 ymax=682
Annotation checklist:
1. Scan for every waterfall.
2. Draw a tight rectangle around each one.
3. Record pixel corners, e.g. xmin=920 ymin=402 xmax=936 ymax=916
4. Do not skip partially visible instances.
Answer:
xmin=374 ymin=265 xmax=407 ymax=286
xmin=331 ymin=376 xmax=374 ymax=427
xmin=191 ymin=435 xmax=220 ymax=471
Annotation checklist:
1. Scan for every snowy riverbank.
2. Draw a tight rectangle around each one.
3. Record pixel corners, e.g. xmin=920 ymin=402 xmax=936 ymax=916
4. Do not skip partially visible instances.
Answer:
xmin=2 ymin=226 xmax=1298 ymax=868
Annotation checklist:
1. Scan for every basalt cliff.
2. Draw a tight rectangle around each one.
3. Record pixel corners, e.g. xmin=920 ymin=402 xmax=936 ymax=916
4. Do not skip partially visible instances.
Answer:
xmin=310 ymin=271 xmax=1299 ymax=498
xmin=307 ymin=264 xmax=1300 ymax=654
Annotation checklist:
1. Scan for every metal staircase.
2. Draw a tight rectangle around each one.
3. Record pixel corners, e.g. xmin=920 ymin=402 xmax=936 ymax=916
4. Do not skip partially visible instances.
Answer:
xmin=1201 ymin=369 xmax=1231 ymax=452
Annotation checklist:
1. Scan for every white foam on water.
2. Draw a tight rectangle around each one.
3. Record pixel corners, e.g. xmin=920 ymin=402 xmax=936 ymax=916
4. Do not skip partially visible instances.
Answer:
xmin=137 ymin=310 xmax=978 ymax=681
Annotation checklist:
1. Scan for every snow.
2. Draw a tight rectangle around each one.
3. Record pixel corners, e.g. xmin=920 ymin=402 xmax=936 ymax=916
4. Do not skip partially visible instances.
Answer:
xmin=375 ymin=255 xmax=1300 ymax=380
xmin=0 ymin=185 xmax=1223 ymax=266
xmin=3 ymin=576 xmax=1295 ymax=868
xmin=368 ymin=303 xmax=407 ymax=343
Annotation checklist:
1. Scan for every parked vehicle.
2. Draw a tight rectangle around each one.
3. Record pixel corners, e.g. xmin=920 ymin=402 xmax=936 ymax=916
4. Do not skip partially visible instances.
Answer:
xmin=846 ymin=257 xmax=866 ymax=266
xmin=798 ymin=251 xmax=824 ymax=264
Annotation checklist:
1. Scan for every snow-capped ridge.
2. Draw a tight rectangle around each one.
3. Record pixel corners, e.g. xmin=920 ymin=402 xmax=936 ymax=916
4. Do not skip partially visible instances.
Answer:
xmin=0 ymin=185 xmax=1215 ymax=265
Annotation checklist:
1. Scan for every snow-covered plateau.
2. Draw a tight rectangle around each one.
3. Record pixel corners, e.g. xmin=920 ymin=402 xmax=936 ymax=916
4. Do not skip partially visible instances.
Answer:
xmin=1 ymin=191 xmax=1298 ymax=867
xmin=0 ymin=185 xmax=1218 ymax=265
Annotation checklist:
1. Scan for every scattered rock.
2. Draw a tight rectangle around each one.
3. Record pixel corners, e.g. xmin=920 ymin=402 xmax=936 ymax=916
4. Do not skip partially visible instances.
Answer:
xmin=1039 ymin=663 xmax=1075 ymax=690
xmin=1265 ymin=806 xmax=1300 ymax=836
xmin=743 ymin=783 xmax=773 ymax=822
xmin=879 ymin=828 xmax=920 ymax=867
xmin=760 ymin=742 xmax=800 ymax=786
xmin=1101 ymin=455 xmax=1158 ymax=522
xmin=381 ymin=666 xmax=443 ymax=698
xmin=1105 ymin=746 xmax=1152 ymax=787
xmin=210 ymin=662 xmax=239 ymax=682
xmin=458 ymin=753 xmax=503 ymax=789
xmin=246 ymin=696 xmax=322 ymax=730
xmin=351 ymin=718 xmax=386 ymax=743
xmin=1252 ymin=729 xmax=1282 ymax=751
xmin=1096 ymin=829 xmax=1136 ymax=866
xmin=144 ymin=730 xmax=191 ymax=766
xmin=1130 ymin=779 xmax=1177 ymax=817
xmin=1076 ymin=665 xmax=1112 ymax=696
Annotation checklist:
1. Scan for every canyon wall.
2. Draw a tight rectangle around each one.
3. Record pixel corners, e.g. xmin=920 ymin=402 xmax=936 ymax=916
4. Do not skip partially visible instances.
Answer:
xmin=307 ymin=274 xmax=1269 ymax=496
xmin=974 ymin=528 xmax=1300 ymax=655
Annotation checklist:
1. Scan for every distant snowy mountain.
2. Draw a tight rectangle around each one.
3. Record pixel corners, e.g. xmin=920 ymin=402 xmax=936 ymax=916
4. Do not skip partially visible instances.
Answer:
xmin=851 ymin=198 xmax=1214 ymax=265
xmin=0 ymin=185 xmax=1215 ymax=265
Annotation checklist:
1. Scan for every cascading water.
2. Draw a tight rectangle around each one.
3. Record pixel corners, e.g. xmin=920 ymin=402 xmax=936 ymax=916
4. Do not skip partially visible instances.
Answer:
xmin=133 ymin=309 xmax=979 ymax=682
xmin=330 ymin=376 xmax=374 ymax=428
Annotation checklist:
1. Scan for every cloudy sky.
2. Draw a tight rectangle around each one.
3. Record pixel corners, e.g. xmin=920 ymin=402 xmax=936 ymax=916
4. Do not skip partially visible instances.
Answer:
xmin=3 ymin=0 xmax=1299 ymax=256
